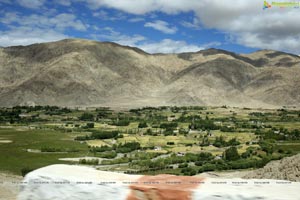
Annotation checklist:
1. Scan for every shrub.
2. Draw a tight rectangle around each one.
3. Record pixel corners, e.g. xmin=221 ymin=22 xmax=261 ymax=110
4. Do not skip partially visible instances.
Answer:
xmin=21 ymin=167 xmax=34 ymax=177
xmin=178 ymin=163 xmax=188 ymax=168
xmin=79 ymin=113 xmax=94 ymax=121
xmin=86 ymin=123 xmax=94 ymax=128
xmin=98 ymin=151 xmax=117 ymax=159
xmin=112 ymin=120 xmax=130 ymax=126
xmin=91 ymin=130 xmax=119 ymax=139
xmin=138 ymin=122 xmax=148 ymax=128
xmin=224 ymin=146 xmax=240 ymax=161
xmin=79 ymin=159 xmax=99 ymax=165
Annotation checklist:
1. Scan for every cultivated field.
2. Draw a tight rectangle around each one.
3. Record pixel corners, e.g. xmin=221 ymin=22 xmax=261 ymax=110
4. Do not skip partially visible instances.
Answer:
xmin=0 ymin=105 xmax=300 ymax=176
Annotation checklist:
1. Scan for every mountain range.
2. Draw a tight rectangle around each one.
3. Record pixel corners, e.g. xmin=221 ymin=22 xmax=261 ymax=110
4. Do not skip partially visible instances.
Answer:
xmin=0 ymin=39 xmax=300 ymax=108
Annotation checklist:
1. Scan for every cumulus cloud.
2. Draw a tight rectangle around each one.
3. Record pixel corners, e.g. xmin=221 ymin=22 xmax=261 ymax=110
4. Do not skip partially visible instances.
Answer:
xmin=181 ymin=17 xmax=201 ymax=29
xmin=82 ymin=0 xmax=200 ymax=14
xmin=0 ymin=12 xmax=87 ymax=47
xmin=192 ymin=0 xmax=300 ymax=53
xmin=137 ymin=39 xmax=203 ymax=53
xmin=144 ymin=20 xmax=177 ymax=34
xmin=2 ymin=0 xmax=299 ymax=53
xmin=93 ymin=10 xmax=127 ymax=21
xmin=54 ymin=0 xmax=71 ymax=6
xmin=0 ymin=27 xmax=67 ymax=46
xmin=91 ymin=27 xmax=206 ymax=53
xmin=82 ymin=0 xmax=300 ymax=53
xmin=16 ymin=0 xmax=45 ymax=9
xmin=91 ymin=27 xmax=146 ymax=46
xmin=128 ymin=17 xmax=144 ymax=23
xmin=0 ymin=12 xmax=87 ymax=31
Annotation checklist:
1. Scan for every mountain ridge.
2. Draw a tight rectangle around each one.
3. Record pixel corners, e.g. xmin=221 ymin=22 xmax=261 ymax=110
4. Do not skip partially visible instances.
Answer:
xmin=0 ymin=38 xmax=299 ymax=108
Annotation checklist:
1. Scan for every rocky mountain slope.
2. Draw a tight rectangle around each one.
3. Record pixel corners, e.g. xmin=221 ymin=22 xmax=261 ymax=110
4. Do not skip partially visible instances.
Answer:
xmin=0 ymin=38 xmax=300 ymax=108
xmin=243 ymin=154 xmax=300 ymax=182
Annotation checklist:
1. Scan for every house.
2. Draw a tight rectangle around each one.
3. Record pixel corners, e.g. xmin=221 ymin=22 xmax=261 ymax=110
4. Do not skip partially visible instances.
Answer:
xmin=177 ymin=152 xmax=185 ymax=157
xmin=154 ymin=146 xmax=162 ymax=151
xmin=214 ymin=155 xmax=222 ymax=160
xmin=167 ymin=116 xmax=176 ymax=122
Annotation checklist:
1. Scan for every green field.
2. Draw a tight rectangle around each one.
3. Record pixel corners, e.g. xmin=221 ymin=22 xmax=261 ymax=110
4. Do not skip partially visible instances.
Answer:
xmin=0 ymin=105 xmax=299 ymax=176
xmin=0 ymin=128 xmax=89 ymax=175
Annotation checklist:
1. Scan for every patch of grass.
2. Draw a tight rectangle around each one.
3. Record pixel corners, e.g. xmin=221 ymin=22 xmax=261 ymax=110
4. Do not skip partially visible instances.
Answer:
xmin=275 ymin=142 xmax=300 ymax=153
xmin=0 ymin=128 xmax=89 ymax=175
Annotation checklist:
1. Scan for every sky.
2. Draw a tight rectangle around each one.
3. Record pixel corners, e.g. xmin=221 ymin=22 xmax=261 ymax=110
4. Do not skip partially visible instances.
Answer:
xmin=0 ymin=0 xmax=300 ymax=54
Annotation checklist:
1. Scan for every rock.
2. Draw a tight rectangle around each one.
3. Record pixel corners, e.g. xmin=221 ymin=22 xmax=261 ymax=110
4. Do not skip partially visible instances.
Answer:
xmin=18 ymin=164 xmax=300 ymax=200
xmin=244 ymin=154 xmax=300 ymax=182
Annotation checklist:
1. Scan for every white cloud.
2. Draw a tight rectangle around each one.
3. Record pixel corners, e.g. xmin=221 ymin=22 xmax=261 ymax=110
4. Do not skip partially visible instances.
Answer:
xmin=137 ymin=39 xmax=203 ymax=53
xmin=0 ymin=12 xmax=86 ymax=47
xmin=93 ymin=10 xmax=127 ymax=21
xmin=55 ymin=0 xmax=71 ymax=6
xmin=91 ymin=27 xmax=146 ymax=46
xmin=181 ymin=17 xmax=201 ymax=29
xmin=0 ymin=12 xmax=87 ymax=31
xmin=16 ymin=0 xmax=45 ymax=9
xmin=82 ymin=0 xmax=300 ymax=53
xmin=0 ymin=26 xmax=67 ymax=47
xmin=144 ymin=20 xmax=177 ymax=34
xmin=82 ymin=0 xmax=200 ymax=14
xmin=192 ymin=0 xmax=300 ymax=53
xmin=91 ymin=27 xmax=204 ymax=53
xmin=128 ymin=17 xmax=144 ymax=23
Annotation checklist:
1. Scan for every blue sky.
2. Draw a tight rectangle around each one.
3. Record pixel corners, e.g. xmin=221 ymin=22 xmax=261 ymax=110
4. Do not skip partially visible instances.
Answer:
xmin=0 ymin=0 xmax=300 ymax=54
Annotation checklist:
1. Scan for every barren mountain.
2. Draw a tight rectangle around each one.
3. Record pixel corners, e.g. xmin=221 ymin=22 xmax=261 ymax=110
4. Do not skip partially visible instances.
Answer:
xmin=0 ymin=38 xmax=299 ymax=108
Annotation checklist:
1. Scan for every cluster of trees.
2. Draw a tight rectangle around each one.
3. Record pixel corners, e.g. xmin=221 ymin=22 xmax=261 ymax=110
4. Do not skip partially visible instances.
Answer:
xmin=255 ymin=128 xmax=300 ymax=140
xmin=90 ymin=141 xmax=141 ymax=154
xmin=111 ymin=120 xmax=130 ymax=126
xmin=159 ymin=122 xmax=178 ymax=136
xmin=223 ymin=146 xmax=240 ymax=161
xmin=131 ymin=149 xmax=274 ymax=176
xmin=196 ymin=158 xmax=270 ymax=173
xmin=79 ymin=113 xmax=94 ymax=121
xmin=132 ymin=152 xmax=215 ymax=171
xmin=181 ymin=167 xmax=197 ymax=176
xmin=220 ymin=126 xmax=235 ymax=132
xmin=128 ymin=145 xmax=284 ymax=176
xmin=116 ymin=142 xmax=141 ymax=153
xmin=176 ymin=115 xmax=201 ymax=123
xmin=180 ymin=149 xmax=280 ymax=175
xmin=160 ymin=122 xmax=178 ymax=129
xmin=200 ymin=136 xmax=210 ymax=146
xmin=12 ymin=105 xmax=71 ymax=113
xmin=138 ymin=122 xmax=148 ymax=128
xmin=40 ymin=146 xmax=79 ymax=153
xmin=97 ymin=151 xmax=117 ymax=159
xmin=213 ymin=136 xmax=240 ymax=148
xmin=101 ymin=157 xmax=131 ymax=165
xmin=0 ymin=109 xmax=21 ymax=123
xmin=189 ymin=119 xmax=219 ymax=131
xmin=0 ymin=109 xmax=44 ymax=123
xmin=75 ymin=130 xmax=119 ymax=141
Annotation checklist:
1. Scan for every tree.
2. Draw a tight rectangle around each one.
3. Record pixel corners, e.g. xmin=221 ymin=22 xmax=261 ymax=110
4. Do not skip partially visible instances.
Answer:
xmin=138 ymin=122 xmax=148 ymax=128
xmin=224 ymin=146 xmax=240 ymax=161
xmin=79 ymin=113 xmax=94 ymax=121
xmin=86 ymin=122 xmax=94 ymax=128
